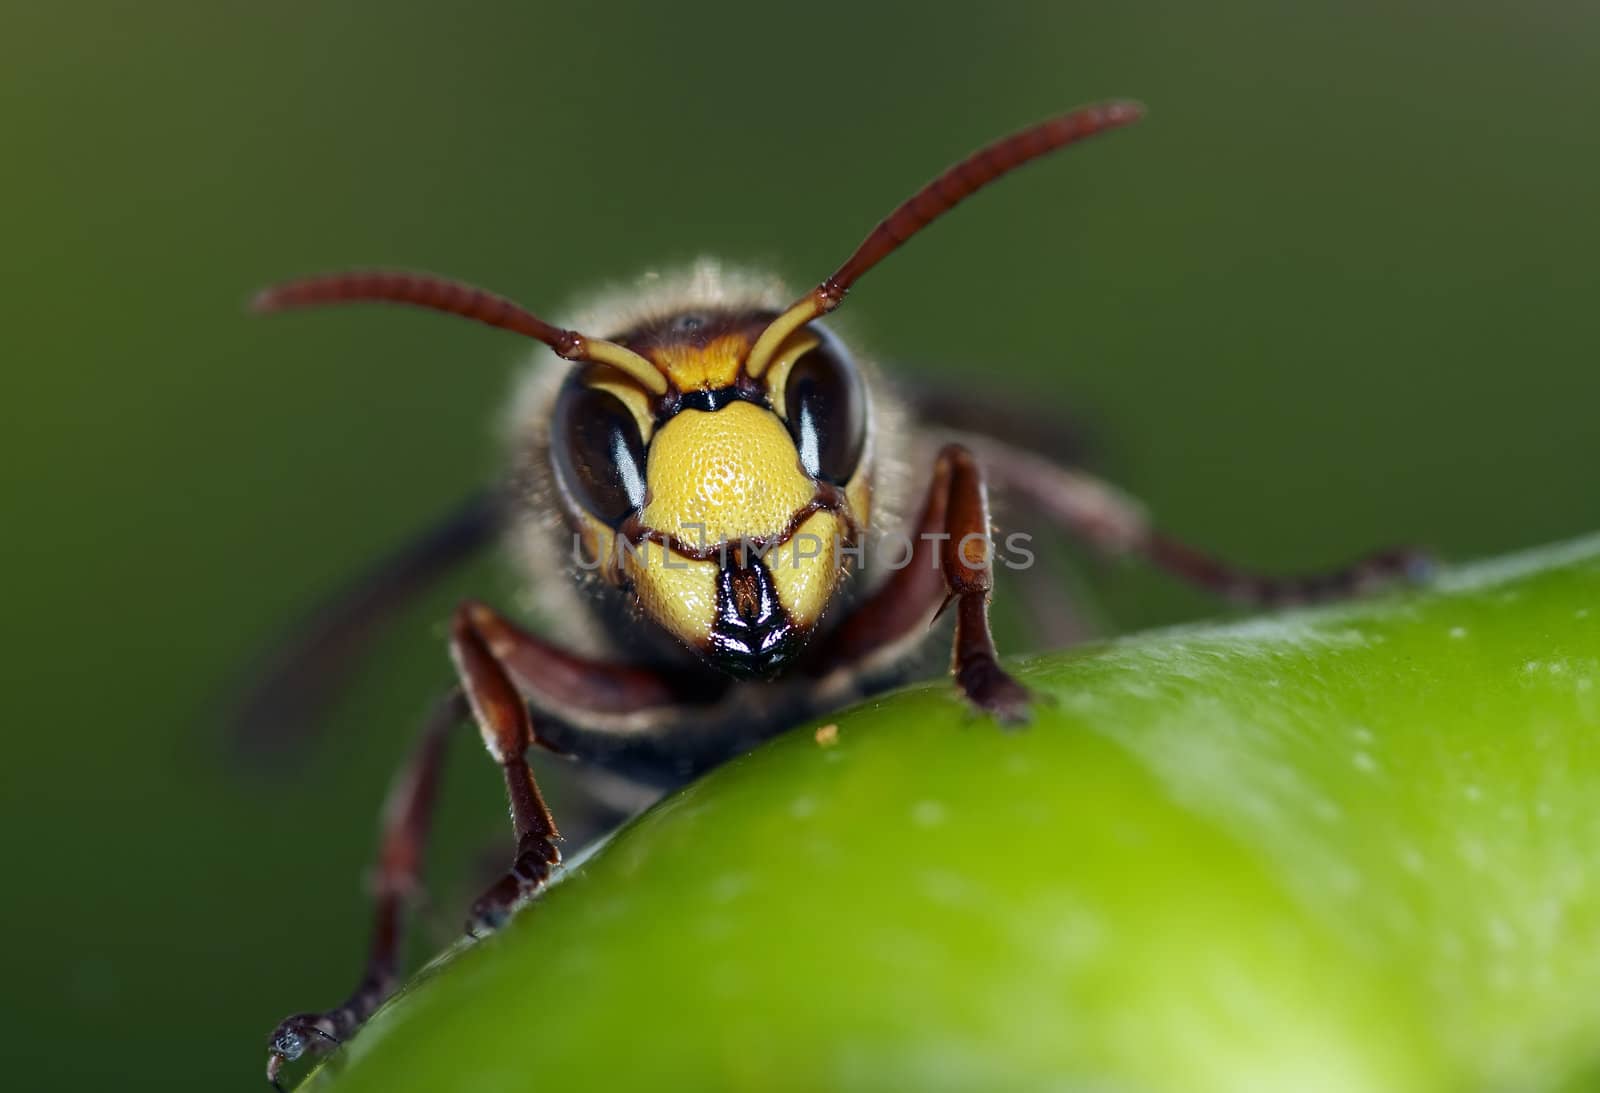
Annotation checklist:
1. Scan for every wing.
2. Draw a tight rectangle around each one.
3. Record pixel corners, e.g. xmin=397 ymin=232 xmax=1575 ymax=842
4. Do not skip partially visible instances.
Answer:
xmin=897 ymin=372 xmax=1096 ymax=468
xmin=226 ymin=489 xmax=504 ymax=762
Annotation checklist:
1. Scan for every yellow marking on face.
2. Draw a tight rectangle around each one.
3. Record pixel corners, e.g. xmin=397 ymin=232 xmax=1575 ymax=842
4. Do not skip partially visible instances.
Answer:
xmin=621 ymin=541 xmax=718 ymax=648
xmin=586 ymin=374 xmax=656 ymax=443
xmin=746 ymin=293 xmax=826 ymax=378
xmin=844 ymin=456 xmax=873 ymax=533
xmin=760 ymin=331 xmax=822 ymax=419
xmin=569 ymin=513 xmax=616 ymax=578
xmin=648 ymin=334 xmax=751 ymax=391
xmin=764 ymin=511 xmax=843 ymax=629
xmin=581 ymin=338 xmax=669 ymax=395
xmin=640 ymin=402 xmax=814 ymax=545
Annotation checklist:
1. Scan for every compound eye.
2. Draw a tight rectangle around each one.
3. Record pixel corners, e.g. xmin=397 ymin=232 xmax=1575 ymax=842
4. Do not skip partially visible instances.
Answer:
xmin=782 ymin=340 xmax=866 ymax=485
xmin=552 ymin=381 xmax=648 ymax=526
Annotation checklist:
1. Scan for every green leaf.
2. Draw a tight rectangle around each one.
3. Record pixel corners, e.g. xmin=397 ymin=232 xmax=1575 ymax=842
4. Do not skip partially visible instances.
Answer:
xmin=302 ymin=537 xmax=1600 ymax=1093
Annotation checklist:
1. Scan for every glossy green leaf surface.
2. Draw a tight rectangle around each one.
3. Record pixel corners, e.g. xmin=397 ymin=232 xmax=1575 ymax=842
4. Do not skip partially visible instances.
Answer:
xmin=304 ymin=538 xmax=1600 ymax=1093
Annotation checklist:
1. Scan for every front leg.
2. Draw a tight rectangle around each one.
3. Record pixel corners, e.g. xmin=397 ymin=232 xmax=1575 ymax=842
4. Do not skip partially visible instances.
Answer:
xmin=263 ymin=606 xmax=714 ymax=1087
xmin=815 ymin=444 xmax=1030 ymax=723
xmin=448 ymin=604 xmax=565 ymax=934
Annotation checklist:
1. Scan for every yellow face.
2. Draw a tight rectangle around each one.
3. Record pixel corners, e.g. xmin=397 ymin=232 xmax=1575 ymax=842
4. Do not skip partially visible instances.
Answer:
xmin=641 ymin=401 xmax=816 ymax=545
xmin=549 ymin=312 xmax=870 ymax=677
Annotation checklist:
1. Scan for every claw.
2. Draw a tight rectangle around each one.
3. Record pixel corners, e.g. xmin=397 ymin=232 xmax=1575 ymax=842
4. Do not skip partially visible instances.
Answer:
xmin=466 ymin=896 xmax=516 ymax=938
xmin=1399 ymin=547 xmax=1437 ymax=584
xmin=265 ymin=1015 xmax=341 ymax=1090
xmin=957 ymin=657 xmax=1032 ymax=727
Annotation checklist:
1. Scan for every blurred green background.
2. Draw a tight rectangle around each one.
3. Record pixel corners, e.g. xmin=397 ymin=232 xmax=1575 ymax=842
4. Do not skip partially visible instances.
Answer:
xmin=2 ymin=1 xmax=1596 ymax=1088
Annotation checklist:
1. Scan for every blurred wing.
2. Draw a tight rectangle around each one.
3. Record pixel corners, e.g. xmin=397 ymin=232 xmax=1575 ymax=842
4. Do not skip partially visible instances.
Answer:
xmin=899 ymin=372 xmax=1097 ymax=468
xmin=225 ymin=489 xmax=504 ymax=762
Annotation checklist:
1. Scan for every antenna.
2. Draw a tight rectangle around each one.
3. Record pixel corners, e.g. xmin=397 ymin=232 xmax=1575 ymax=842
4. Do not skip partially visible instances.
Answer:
xmin=252 ymin=269 xmax=668 ymax=394
xmin=746 ymin=101 xmax=1145 ymax=377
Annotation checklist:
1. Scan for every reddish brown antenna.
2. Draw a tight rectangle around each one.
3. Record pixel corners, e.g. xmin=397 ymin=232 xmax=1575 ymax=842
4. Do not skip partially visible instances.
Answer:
xmin=251 ymin=269 xmax=668 ymax=394
xmin=746 ymin=100 xmax=1145 ymax=376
